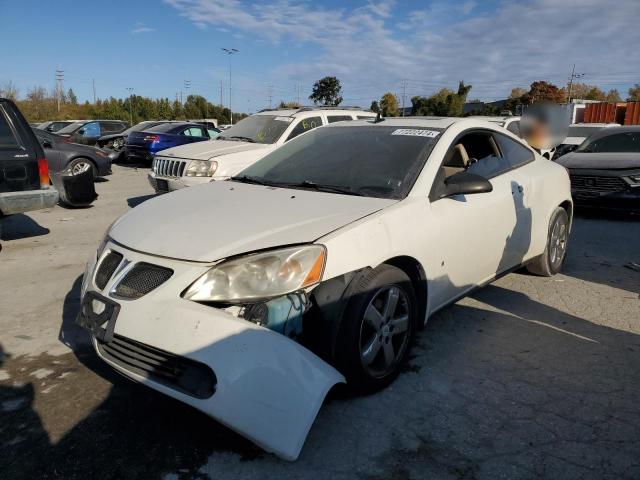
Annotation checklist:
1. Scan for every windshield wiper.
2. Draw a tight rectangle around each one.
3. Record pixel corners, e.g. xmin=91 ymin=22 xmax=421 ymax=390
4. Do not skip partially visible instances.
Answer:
xmin=229 ymin=175 xmax=278 ymax=186
xmin=228 ymin=136 xmax=256 ymax=143
xmin=278 ymin=180 xmax=364 ymax=196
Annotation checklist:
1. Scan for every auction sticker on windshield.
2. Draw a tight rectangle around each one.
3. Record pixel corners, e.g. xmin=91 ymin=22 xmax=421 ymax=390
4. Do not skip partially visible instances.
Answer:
xmin=275 ymin=116 xmax=294 ymax=123
xmin=391 ymin=129 xmax=440 ymax=138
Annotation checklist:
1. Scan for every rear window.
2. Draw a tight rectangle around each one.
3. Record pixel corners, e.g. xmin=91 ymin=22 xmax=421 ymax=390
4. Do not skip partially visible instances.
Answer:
xmin=146 ymin=123 xmax=184 ymax=133
xmin=327 ymin=115 xmax=353 ymax=123
xmin=0 ymin=110 xmax=20 ymax=149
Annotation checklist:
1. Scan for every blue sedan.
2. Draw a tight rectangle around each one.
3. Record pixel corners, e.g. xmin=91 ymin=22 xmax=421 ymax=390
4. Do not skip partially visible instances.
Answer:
xmin=124 ymin=122 xmax=220 ymax=164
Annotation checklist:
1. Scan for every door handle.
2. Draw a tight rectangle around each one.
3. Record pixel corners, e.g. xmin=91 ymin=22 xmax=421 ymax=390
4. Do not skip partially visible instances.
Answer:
xmin=517 ymin=185 xmax=524 ymax=194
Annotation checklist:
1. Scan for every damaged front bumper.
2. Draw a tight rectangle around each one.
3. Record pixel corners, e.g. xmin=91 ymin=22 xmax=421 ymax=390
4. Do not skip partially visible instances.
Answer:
xmin=76 ymin=242 xmax=344 ymax=461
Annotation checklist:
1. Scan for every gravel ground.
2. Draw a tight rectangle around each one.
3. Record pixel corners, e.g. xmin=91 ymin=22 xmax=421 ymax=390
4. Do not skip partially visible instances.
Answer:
xmin=1 ymin=165 xmax=639 ymax=480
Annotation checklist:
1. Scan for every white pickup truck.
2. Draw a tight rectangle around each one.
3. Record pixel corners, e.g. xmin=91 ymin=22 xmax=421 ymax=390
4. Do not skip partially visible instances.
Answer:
xmin=148 ymin=107 xmax=376 ymax=193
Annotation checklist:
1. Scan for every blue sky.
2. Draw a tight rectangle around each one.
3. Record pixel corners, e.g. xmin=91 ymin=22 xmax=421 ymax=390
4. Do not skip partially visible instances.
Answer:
xmin=1 ymin=0 xmax=639 ymax=113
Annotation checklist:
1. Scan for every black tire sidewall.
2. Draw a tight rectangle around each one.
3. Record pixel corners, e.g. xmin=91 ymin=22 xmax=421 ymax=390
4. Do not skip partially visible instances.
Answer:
xmin=545 ymin=207 xmax=569 ymax=274
xmin=336 ymin=264 xmax=417 ymax=393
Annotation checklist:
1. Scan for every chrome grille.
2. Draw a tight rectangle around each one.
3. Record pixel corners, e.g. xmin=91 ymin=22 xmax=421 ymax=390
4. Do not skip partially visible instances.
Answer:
xmin=153 ymin=158 xmax=187 ymax=178
xmin=570 ymin=175 xmax=627 ymax=193
xmin=95 ymin=251 xmax=123 ymax=290
xmin=114 ymin=262 xmax=173 ymax=299
xmin=97 ymin=334 xmax=216 ymax=399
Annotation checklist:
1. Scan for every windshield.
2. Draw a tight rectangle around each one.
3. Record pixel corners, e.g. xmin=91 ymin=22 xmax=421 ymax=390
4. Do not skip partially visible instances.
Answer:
xmin=234 ymin=125 xmax=442 ymax=199
xmin=219 ymin=115 xmax=292 ymax=144
xmin=577 ymin=131 xmax=640 ymax=153
xmin=56 ymin=122 xmax=85 ymax=134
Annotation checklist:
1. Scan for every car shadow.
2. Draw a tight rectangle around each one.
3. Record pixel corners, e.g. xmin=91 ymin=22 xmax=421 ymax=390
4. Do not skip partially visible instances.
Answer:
xmin=0 ymin=214 xmax=50 ymax=241
xmin=127 ymin=194 xmax=156 ymax=208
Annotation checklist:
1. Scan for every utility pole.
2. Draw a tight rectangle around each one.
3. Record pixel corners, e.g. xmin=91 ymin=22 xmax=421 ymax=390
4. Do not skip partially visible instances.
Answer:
xmin=184 ymin=79 xmax=191 ymax=98
xmin=92 ymin=78 xmax=96 ymax=103
xmin=566 ymin=64 xmax=585 ymax=104
xmin=267 ymin=84 xmax=273 ymax=109
xmin=401 ymin=79 xmax=407 ymax=117
xmin=295 ymin=82 xmax=301 ymax=106
xmin=221 ymin=48 xmax=239 ymax=124
xmin=219 ymin=80 xmax=223 ymax=107
xmin=55 ymin=67 xmax=64 ymax=113
xmin=126 ymin=87 xmax=134 ymax=125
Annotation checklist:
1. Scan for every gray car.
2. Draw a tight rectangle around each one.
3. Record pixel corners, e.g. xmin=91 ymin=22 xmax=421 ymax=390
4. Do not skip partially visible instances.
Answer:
xmin=556 ymin=126 xmax=640 ymax=210
xmin=32 ymin=128 xmax=113 ymax=179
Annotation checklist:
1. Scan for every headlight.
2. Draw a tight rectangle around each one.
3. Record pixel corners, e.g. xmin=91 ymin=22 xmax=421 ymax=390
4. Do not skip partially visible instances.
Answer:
xmin=183 ymin=245 xmax=326 ymax=303
xmin=186 ymin=160 xmax=218 ymax=177
xmin=629 ymin=174 xmax=640 ymax=183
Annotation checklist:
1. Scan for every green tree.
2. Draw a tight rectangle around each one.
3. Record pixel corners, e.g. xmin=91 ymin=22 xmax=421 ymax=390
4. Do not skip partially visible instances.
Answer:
xmin=628 ymin=84 xmax=640 ymax=101
xmin=604 ymin=89 xmax=622 ymax=103
xmin=370 ymin=100 xmax=380 ymax=113
xmin=66 ymin=88 xmax=78 ymax=105
xmin=309 ymin=76 xmax=343 ymax=106
xmin=278 ymin=101 xmax=301 ymax=108
xmin=380 ymin=92 xmax=399 ymax=116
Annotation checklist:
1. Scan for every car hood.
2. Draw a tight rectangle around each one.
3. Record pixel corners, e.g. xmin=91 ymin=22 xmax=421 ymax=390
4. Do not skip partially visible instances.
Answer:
xmin=156 ymin=139 xmax=270 ymax=161
xmin=556 ymin=152 xmax=640 ymax=170
xmin=110 ymin=181 xmax=395 ymax=262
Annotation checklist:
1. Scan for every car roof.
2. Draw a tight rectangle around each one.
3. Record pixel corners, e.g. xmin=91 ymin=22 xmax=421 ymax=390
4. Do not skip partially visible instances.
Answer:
xmin=569 ymin=123 xmax=619 ymax=127
xmin=325 ymin=116 xmax=477 ymax=129
xmin=469 ymin=116 xmax=521 ymax=122
xmin=253 ymin=107 xmax=375 ymax=117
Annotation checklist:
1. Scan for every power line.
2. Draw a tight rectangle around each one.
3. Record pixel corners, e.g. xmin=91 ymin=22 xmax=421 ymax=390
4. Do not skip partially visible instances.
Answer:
xmin=566 ymin=64 xmax=585 ymax=103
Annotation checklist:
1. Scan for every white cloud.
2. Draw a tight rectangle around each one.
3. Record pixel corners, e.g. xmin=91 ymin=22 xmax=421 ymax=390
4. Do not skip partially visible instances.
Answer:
xmin=131 ymin=22 xmax=156 ymax=34
xmin=164 ymin=0 xmax=640 ymax=107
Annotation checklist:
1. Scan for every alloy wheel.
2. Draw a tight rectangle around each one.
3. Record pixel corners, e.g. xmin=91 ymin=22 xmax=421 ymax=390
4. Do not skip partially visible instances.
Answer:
xmin=359 ymin=285 xmax=411 ymax=378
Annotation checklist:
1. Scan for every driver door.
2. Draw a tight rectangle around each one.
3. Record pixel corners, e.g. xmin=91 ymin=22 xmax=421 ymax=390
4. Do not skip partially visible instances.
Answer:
xmin=426 ymin=130 xmax=520 ymax=309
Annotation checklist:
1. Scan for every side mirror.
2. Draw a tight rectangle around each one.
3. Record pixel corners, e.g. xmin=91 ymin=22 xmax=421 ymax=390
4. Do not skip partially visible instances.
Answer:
xmin=441 ymin=171 xmax=493 ymax=198
xmin=77 ymin=129 xmax=85 ymax=136
xmin=42 ymin=139 xmax=52 ymax=148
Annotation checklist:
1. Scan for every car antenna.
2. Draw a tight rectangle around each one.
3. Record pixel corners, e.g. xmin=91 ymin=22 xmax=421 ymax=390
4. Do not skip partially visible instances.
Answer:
xmin=374 ymin=111 xmax=385 ymax=123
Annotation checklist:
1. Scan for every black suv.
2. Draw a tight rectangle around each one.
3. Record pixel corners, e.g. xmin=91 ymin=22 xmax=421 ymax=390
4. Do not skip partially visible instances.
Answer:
xmin=56 ymin=120 xmax=129 ymax=146
xmin=0 ymin=98 xmax=58 ymax=215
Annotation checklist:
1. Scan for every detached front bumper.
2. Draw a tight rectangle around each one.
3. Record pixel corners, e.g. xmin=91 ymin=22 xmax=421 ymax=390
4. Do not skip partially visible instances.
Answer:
xmin=76 ymin=242 xmax=344 ymax=460
xmin=0 ymin=188 xmax=59 ymax=215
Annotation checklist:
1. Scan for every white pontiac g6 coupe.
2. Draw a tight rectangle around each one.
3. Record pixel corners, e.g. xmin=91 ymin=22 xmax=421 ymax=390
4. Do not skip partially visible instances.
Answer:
xmin=76 ymin=117 xmax=572 ymax=460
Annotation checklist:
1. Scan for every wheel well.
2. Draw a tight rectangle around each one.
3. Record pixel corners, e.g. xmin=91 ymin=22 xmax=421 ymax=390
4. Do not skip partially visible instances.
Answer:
xmin=559 ymin=199 xmax=573 ymax=228
xmin=383 ymin=256 xmax=428 ymax=328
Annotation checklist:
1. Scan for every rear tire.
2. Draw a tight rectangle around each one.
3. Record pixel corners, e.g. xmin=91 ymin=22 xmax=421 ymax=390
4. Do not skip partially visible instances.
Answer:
xmin=335 ymin=264 xmax=417 ymax=394
xmin=526 ymin=207 xmax=569 ymax=276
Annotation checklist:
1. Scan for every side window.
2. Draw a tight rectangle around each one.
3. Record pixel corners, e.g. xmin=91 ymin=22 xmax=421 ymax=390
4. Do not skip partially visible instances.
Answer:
xmin=81 ymin=122 xmax=100 ymax=137
xmin=506 ymin=120 xmax=521 ymax=137
xmin=286 ymin=116 xmax=322 ymax=142
xmin=327 ymin=115 xmax=352 ymax=123
xmin=462 ymin=131 xmax=511 ymax=179
xmin=207 ymin=128 xmax=220 ymax=138
xmin=357 ymin=115 xmax=375 ymax=120
xmin=182 ymin=127 xmax=205 ymax=137
xmin=0 ymin=110 xmax=20 ymax=149
xmin=495 ymin=133 xmax=534 ymax=169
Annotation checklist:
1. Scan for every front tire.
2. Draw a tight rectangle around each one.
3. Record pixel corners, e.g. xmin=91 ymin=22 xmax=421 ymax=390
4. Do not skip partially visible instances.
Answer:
xmin=526 ymin=207 xmax=569 ymax=276
xmin=335 ymin=264 xmax=417 ymax=394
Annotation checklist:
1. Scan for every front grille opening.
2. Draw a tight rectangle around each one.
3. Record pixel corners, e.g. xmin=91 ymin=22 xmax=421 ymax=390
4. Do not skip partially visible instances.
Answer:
xmin=570 ymin=175 xmax=627 ymax=193
xmin=95 ymin=251 xmax=123 ymax=290
xmin=97 ymin=335 xmax=216 ymax=399
xmin=114 ymin=263 xmax=173 ymax=299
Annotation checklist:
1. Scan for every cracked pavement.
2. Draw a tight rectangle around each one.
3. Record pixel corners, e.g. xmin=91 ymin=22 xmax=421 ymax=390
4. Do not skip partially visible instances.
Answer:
xmin=1 ymin=165 xmax=639 ymax=479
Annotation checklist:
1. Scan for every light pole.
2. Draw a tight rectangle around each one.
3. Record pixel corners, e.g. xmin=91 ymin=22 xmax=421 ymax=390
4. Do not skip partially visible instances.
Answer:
xmin=221 ymin=48 xmax=238 ymax=124
xmin=126 ymin=87 xmax=134 ymax=125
